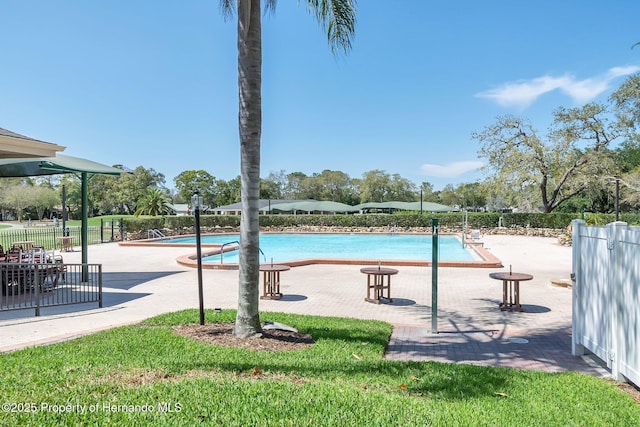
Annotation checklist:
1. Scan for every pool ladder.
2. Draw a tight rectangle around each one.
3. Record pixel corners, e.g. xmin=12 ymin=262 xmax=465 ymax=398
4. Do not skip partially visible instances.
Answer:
xmin=147 ymin=229 xmax=166 ymax=239
xmin=219 ymin=241 xmax=266 ymax=264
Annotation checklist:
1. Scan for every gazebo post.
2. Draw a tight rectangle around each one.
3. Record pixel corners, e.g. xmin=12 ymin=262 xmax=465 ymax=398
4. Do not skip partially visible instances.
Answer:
xmin=81 ymin=172 xmax=89 ymax=281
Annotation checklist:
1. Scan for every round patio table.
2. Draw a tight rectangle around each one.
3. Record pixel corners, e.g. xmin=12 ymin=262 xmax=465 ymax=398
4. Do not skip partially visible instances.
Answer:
xmin=361 ymin=267 xmax=398 ymax=304
xmin=489 ymin=272 xmax=533 ymax=312
xmin=259 ymin=264 xmax=290 ymax=300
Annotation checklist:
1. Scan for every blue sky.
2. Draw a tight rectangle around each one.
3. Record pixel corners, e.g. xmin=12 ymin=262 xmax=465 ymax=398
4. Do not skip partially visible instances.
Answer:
xmin=1 ymin=1 xmax=639 ymax=191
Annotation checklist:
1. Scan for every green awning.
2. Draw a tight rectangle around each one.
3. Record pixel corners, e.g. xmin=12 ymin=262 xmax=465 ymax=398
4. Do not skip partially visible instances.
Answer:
xmin=354 ymin=201 xmax=454 ymax=212
xmin=0 ymin=153 xmax=125 ymax=271
xmin=270 ymin=200 xmax=360 ymax=213
xmin=0 ymin=153 xmax=123 ymax=177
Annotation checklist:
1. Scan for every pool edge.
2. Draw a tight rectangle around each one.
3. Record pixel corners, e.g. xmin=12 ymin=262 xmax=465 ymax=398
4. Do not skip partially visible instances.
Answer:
xmin=166 ymin=235 xmax=503 ymax=270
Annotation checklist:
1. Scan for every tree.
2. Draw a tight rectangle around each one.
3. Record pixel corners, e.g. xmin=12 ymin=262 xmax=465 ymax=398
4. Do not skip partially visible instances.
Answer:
xmin=359 ymin=170 xmax=416 ymax=202
xmin=88 ymin=171 xmax=125 ymax=216
xmin=388 ymin=173 xmax=417 ymax=202
xmin=216 ymin=176 xmax=242 ymax=206
xmin=610 ymin=72 xmax=640 ymax=133
xmin=31 ymin=186 xmax=59 ymax=220
xmin=303 ymin=170 xmax=358 ymax=203
xmin=58 ymin=175 xmax=82 ymax=219
xmin=134 ymin=188 xmax=172 ymax=217
xmin=359 ymin=169 xmax=391 ymax=202
xmin=220 ymin=0 xmax=357 ymax=338
xmin=259 ymin=178 xmax=281 ymax=199
xmin=619 ymin=168 xmax=640 ymax=209
xmin=174 ymin=170 xmax=218 ymax=207
xmin=2 ymin=183 xmax=32 ymax=221
xmin=474 ymin=105 xmax=619 ymax=213
xmin=457 ymin=182 xmax=486 ymax=210
xmin=438 ymin=184 xmax=459 ymax=208
xmin=420 ymin=182 xmax=438 ymax=202
xmin=263 ymin=170 xmax=287 ymax=198
xmin=112 ymin=166 xmax=166 ymax=214
xmin=283 ymin=171 xmax=309 ymax=199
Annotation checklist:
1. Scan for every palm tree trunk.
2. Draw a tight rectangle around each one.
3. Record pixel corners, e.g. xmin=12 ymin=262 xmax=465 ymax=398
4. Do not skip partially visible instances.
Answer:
xmin=234 ymin=0 xmax=263 ymax=338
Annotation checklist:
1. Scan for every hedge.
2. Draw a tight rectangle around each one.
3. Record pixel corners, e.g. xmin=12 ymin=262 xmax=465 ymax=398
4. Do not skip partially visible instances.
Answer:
xmin=120 ymin=211 xmax=640 ymax=235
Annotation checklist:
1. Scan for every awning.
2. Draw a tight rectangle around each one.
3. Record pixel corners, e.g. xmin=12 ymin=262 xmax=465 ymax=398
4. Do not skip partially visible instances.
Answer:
xmin=270 ymin=200 xmax=360 ymax=213
xmin=0 ymin=153 xmax=126 ymax=271
xmin=354 ymin=201 xmax=454 ymax=212
xmin=0 ymin=127 xmax=65 ymax=159
xmin=0 ymin=153 xmax=123 ymax=177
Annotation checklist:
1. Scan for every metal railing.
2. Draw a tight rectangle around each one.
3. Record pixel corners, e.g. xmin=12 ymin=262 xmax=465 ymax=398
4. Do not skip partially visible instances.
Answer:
xmin=0 ymin=226 xmax=89 ymax=252
xmin=220 ymin=241 xmax=240 ymax=264
xmin=1 ymin=262 xmax=102 ymax=316
xmin=147 ymin=229 xmax=166 ymax=239
xmin=0 ymin=220 xmax=124 ymax=252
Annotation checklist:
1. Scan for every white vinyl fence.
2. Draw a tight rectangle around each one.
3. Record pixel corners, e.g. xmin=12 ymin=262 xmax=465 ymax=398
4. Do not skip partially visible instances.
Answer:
xmin=572 ymin=219 xmax=640 ymax=384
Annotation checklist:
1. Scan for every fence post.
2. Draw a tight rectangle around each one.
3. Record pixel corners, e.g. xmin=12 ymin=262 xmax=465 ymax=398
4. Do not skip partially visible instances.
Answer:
xmin=35 ymin=264 xmax=41 ymax=316
xmin=609 ymin=221 xmax=627 ymax=381
xmin=571 ymin=219 xmax=585 ymax=356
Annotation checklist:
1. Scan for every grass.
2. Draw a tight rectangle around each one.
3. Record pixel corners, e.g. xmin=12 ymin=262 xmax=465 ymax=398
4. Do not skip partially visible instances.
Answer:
xmin=65 ymin=214 xmax=131 ymax=227
xmin=1 ymin=310 xmax=638 ymax=426
xmin=0 ymin=215 xmax=130 ymax=228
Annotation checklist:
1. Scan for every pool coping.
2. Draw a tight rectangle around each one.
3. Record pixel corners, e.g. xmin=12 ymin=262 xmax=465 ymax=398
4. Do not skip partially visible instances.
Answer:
xmin=120 ymin=232 xmax=503 ymax=270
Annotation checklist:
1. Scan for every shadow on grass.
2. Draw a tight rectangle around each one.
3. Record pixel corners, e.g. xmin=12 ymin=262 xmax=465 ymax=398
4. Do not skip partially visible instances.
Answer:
xmin=137 ymin=309 xmax=526 ymax=400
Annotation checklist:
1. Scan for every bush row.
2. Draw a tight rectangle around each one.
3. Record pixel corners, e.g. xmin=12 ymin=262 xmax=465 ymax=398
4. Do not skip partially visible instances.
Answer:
xmin=121 ymin=211 xmax=640 ymax=235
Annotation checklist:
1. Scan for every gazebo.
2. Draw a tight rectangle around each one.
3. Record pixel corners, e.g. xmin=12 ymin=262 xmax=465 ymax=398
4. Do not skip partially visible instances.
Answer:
xmin=0 ymin=153 xmax=125 ymax=266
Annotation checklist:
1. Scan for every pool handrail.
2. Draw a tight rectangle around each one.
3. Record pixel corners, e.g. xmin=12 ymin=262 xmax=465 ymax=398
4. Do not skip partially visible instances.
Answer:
xmin=220 ymin=241 xmax=239 ymax=264
xmin=219 ymin=241 xmax=266 ymax=264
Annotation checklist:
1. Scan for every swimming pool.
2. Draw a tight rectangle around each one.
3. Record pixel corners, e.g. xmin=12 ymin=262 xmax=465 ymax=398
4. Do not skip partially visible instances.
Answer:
xmin=155 ymin=233 xmax=501 ymax=268
xmin=193 ymin=234 xmax=475 ymax=263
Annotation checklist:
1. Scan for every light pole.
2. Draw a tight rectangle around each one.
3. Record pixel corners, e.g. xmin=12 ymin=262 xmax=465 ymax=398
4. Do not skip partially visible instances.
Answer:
xmin=615 ymin=176 xmax=620 ymax=222
xmin=608 ymin=176 xmax=621 ymax=221
xmin=192 ymin=190 xmax=205 ymax=325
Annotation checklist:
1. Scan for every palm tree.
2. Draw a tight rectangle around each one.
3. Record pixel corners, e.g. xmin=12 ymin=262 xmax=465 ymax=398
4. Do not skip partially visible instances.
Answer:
xmin=219 ymin=0 xmax=357 ymax=338
xmin=134 ymin=188 xmax=172 ymax=217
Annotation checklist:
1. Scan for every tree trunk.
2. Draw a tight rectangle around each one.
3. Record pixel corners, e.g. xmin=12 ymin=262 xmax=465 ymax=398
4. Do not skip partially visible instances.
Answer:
xmin=234 ymin=0 xmax=263 ymax=338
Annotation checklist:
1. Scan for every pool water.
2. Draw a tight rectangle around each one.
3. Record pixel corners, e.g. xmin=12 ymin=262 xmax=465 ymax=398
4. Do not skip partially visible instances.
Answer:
xmin=166 ymin=234 xmax=477 ymax=263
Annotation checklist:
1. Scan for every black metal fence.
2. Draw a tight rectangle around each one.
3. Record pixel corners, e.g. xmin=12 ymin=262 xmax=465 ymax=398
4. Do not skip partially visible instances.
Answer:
xmin=0 ymin=219 xmax=123 ymax=252
xmin=1 ymin=262 xmax=102 ymax=316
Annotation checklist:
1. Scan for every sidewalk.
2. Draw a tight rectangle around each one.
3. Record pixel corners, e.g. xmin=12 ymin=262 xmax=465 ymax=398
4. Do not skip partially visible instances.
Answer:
xmin=0 ymin=235 xmax=610 ymax=377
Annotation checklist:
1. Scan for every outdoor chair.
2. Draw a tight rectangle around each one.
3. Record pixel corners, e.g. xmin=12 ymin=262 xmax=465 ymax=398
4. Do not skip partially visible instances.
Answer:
xmin=465 ymin=229 xmax=485 ymax=247
xmin=7 ymin=246 xmax=22 ymax=262
xmin=45 ymin=250 xmax=66 ymax=283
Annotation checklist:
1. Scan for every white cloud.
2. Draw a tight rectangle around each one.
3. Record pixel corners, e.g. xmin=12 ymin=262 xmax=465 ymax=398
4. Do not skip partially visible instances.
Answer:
xmin=475 ymin=65 xmax=640 ymax=108
xmin=420 ymin=161 xmax=484 ymax=178
xmin=476 ymin=75 xmax=571 ymax=108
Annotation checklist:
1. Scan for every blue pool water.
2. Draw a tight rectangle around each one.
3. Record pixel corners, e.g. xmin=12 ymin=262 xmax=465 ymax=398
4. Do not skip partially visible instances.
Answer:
xmin=165 ymin=234 xmax=476 ymax=263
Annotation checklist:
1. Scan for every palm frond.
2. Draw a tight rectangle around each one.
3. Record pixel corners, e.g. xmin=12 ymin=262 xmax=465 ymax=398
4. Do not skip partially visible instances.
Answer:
xmin=265 ymin=0 xmax=277 ymax=15
xmin=219 ymin=0 xmax=236 ymax=21
xmin=305 ymin=0 xmax=357 ymax=55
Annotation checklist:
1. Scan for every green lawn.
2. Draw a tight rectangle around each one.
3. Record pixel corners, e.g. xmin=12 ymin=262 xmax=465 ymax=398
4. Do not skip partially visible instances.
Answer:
xmin=0 ymin=215 xmax=131 ymax=228
xmin=1 ymin=310 xmax=638 ymax=426
xmin=65 ymin=215 xmax=131 ymax=227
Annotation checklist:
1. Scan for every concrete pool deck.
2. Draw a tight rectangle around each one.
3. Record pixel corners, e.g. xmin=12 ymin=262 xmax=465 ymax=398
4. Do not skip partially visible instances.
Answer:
xmin=0 ymin=234 xmax=610 ymax=377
